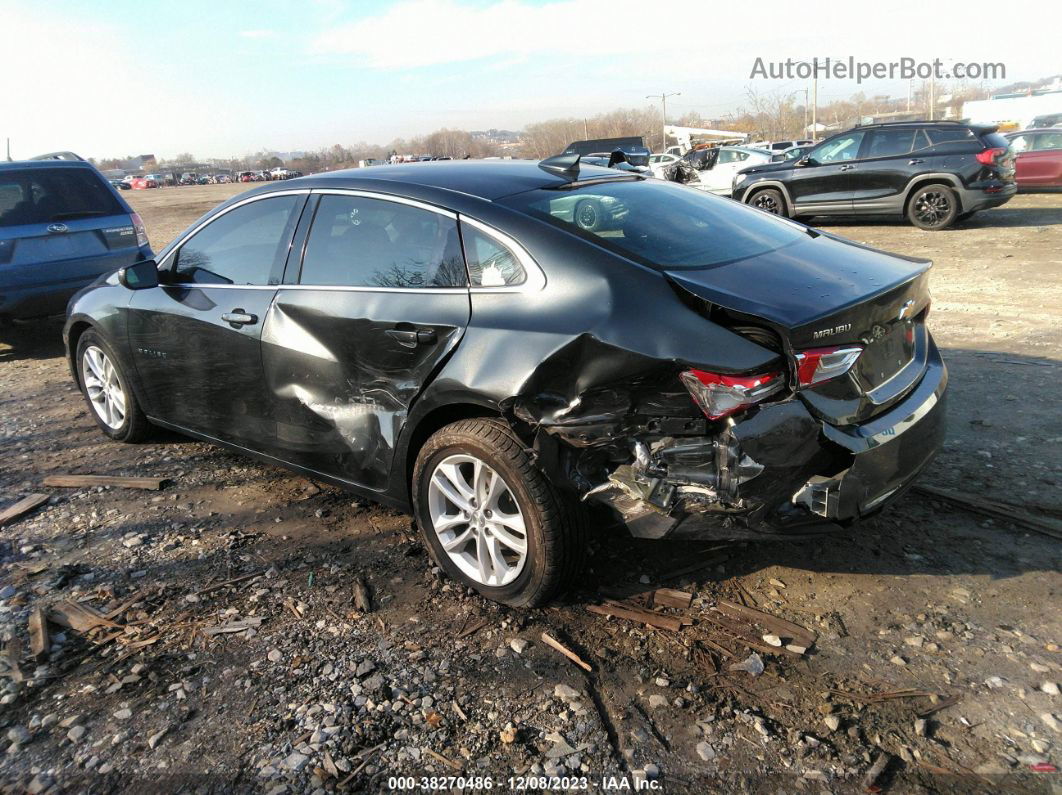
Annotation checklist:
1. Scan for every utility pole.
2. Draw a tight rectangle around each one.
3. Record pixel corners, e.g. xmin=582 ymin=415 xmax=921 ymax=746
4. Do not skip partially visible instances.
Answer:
xmin=646 ymin=91 xmax=680 ymax=152
xmin=928 ymin=77 xmax=936 ymax=120
xmin=583 ymin=118 xmax=588 ymax=139
xmin=5 ymin=138 xmax=10 ymax=162
xmin=811 ymin=74 xmax=818 ymax=141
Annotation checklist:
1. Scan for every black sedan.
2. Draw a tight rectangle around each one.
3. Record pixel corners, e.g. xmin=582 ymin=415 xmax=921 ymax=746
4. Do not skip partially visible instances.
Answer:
xmin=63 ymin=159 xmax=947 ymax=606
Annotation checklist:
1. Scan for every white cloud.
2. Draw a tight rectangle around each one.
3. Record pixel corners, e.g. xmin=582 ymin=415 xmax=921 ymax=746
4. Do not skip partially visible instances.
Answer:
xmin=311 ymin=0 xmax=687 ymax=69
xmin=239 ymin=29 xmax=277 ymax=39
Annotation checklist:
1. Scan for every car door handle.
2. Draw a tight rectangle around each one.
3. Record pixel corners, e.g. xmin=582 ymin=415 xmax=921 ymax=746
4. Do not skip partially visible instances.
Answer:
xmin=221 ymin=310 xmax=257 ymax=327
xmin=908 ymin=158 xmax=925 ymax=165
xmin=386 ymin=327 xmax=437 ymax=347
xmin=839 ymin=164 xmax=855 ymax=171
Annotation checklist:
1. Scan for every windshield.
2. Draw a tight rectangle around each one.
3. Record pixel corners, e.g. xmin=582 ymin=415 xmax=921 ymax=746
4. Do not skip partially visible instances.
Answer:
xmin=499 ymin=179 xmax=806 ymax=269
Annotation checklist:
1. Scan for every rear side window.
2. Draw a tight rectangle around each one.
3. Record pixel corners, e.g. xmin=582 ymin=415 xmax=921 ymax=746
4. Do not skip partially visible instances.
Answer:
xmin=300 ymin=195 xmax=465 ymax=288
xmin=0 ymin=168 xmax=123 ymax=228
xmin=174 ymin=195 xmax=299 ymax=285
xmin=499 ymin=179 xmax=806 ymax=269
xmin=462 ymin=225 xmax=526 ymax=287
xmin=865 ymin=129 xmax=917 ymax=158
xmin=913 ymin=127 xmax=978 ymax=153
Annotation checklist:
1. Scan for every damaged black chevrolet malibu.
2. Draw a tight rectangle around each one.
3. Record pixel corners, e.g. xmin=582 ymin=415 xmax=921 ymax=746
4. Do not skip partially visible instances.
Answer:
xmin=63 ymin=158 xmax=946 ymax=606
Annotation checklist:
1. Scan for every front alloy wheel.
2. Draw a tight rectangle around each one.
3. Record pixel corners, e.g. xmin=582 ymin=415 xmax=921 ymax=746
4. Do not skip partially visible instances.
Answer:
xmin=751 ymin=188 xmax=786 ymax=216
xmin=82 ymin=345 xmax=126 ymax=429
xmin=76 ymin=330 xmax=151 ymax=442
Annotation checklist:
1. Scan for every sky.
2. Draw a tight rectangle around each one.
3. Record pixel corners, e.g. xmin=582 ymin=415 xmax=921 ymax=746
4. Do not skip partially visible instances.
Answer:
xmin=1 ymin=0 xmax=1053 ymax=161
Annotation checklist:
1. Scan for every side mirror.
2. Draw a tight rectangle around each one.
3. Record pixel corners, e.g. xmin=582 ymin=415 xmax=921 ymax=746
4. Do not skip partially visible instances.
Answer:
xmin=118 ymin=259 xmax=160 ymax=290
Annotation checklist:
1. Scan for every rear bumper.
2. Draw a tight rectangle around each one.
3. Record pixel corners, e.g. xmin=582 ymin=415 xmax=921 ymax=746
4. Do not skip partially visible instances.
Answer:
xmin=0 ymin=247 xmax=150 ymax=319
xmin=596 ymin=342 xmax=948 ymax=541
xmin=958 ymin=181 xmax=1017 ymax=212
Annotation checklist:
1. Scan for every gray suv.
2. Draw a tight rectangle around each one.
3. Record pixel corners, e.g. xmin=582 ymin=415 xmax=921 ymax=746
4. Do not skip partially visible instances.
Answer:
xmin=0 ymin=159 xmax=153 ymax=324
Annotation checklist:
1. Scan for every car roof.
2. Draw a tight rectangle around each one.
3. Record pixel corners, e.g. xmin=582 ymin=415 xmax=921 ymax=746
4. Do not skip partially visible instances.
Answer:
xmin=0 ymin=159 xmax=99 ymax=173
xmin=290 ymin=159 xmax=625 ymax=201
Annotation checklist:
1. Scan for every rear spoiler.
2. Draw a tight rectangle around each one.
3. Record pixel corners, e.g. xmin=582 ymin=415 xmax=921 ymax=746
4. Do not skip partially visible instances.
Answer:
xmin=29 ymin=151 xmax=87 ymax=162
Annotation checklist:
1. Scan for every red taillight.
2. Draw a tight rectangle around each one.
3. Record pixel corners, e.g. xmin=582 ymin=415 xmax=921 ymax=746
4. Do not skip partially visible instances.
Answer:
xmin=680 ymin=369 xmax=784 ymax=420
xmin=794 ymin=346 xmax=863 ymax=387
xmin=975 ymin=147 xmax=1006 ymax=166
xmin=129 ymin=212 xmax=149 ymax=248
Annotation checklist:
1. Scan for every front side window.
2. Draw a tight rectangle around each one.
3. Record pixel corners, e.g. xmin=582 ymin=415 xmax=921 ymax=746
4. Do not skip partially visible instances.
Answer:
xmin=300 ymin=195 xmax=465 ymax=288
xmin=1032 ymin=132 xmax=1062 ymax=151
xmin=811 ymin=132 xmax=865 ymax=163
xmin=500 ymin=179 xmax=805 ymax=270
xmin=462 ymin=225 xmax=526 ymax=287
xmin=174 ymin=195 xmax=300 ymax=285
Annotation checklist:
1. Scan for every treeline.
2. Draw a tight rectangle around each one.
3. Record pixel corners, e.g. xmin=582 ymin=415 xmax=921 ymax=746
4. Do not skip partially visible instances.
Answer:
xmin=95 ymin=77 xmax=1007 ymax=171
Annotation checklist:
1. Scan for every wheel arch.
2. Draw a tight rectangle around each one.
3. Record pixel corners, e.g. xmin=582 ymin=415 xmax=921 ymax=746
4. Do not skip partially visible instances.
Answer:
xmin=902 ymin=174 xmax=964 ymax=217
xmin=65 ymin=318 xmax=96 ymax=389
xmin=399 ymin=399 xmax=504 ymax=501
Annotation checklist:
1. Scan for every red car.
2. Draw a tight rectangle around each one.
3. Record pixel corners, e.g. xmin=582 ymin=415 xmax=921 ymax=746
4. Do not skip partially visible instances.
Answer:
xmin=1006 ymin=129 xmax=1062 ymax=188
xmin=130 ymin=175 xmax=159 ymax=190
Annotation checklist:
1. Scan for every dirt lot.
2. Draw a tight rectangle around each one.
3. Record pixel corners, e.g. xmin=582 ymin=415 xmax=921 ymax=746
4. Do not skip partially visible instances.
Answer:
xmin=1 ymin=183 xmax=1061 ymax=793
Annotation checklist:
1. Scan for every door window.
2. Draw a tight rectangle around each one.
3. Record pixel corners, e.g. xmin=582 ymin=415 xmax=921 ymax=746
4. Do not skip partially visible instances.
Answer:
xmin=717 ymin=149 xmax=749 ymax=164
xmin=300 ymin=195 xmax=465 ymax=288
xmin=461 ymin=225 xmax=526 ymax=287
xmin=811 ymin=132 xmax=865 ymax=163
xmin=1032 ymin=133 xmax=1062 ymax=151
xmin=865 ymin=129 xmax=917 ymax=159
xmin=1009 ymin=135 xmax=1030 ymax=153
xmin=174 ymin=195 xmax=300 ymax=285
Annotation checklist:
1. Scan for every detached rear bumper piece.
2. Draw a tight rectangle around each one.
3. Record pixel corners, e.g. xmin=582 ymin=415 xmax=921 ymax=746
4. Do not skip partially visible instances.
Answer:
xmin=590 ymin=343 xmax=947 ymax=541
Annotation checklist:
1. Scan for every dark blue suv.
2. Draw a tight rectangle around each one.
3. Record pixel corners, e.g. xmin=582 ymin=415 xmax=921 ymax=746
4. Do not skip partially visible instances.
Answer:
xmin=0 ymin=159 xmax=152 ymax=324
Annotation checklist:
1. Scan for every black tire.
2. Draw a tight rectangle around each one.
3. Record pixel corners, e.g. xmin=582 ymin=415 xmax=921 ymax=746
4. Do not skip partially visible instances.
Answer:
xmin=76 ymin=330 xmax=151 ymax=443
xmin=907 ymin=184 xmax=959 ymax=230
xmin=749 ymin=188 xmax=787 ymax=217
xmin=412 ymin=418 xmax=587 ymax=608
xmin=573 ymin=199 xmax=603 ymax=232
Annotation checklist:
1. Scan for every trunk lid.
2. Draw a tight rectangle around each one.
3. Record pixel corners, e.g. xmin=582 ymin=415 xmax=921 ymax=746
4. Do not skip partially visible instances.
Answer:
xmin=665 ymin=232 xmax=933 ymax=425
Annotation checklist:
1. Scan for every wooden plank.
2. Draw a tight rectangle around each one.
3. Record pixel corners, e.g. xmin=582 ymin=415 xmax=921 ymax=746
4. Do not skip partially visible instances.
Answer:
xmin=715 ymin=599 xmax=817 ymax=648
xmin=29 ymin=607 xmax=50 ymax=663
xmin=48 ymin=601 xmax=122 ymax=634
xmin=540 ymin=631 xmax=592 ymax=672
xmin=353 ymin=578 xmax=373 ymax=613
xmin=914 ymin=484 xmax=1062 ymax=541
xmin=43 ymin=475 xmax=165 ymax=491
xmin=588 ymin=602 xmax=683 ymax=632
xmin=651 ymin=588 xmax=693 ymax=609
xmin=0 ymin=494 xmax=48 ymax=527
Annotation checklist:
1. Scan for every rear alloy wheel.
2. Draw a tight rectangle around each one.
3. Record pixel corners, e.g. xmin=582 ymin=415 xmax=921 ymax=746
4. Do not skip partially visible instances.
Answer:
xmin=573 ymin=199 xmax=602 ymax=231
xmin=413 ymin=418 xmax=586 ymax=607
xmin=76 ymin=330 xmax=151 ymax=442
xmin=750 ymin=188 xmax=786 ymax=216
xmin=908 ymin=185 xmax=959 ymax=230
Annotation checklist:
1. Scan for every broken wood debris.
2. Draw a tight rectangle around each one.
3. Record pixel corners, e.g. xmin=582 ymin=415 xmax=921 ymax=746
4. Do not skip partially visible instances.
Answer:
xmin=714 ymin=598 xmax=817 ymax=650
xmin=915 ymin=693 xmax=963 ymax=718
xmin=651 ymin=587 xmax=694 ymax=609
xmin=3 ymin=637 xmax=24 ymax=682
xmin=424 ymin=748 xmax=461 ymax=771
xmin=588 ymin=601 xmax=684 ymax=632
xmin=540 ymin=631 xmax=592 ymax=672
xmin=914 ymin=483 xmax=1062 ymax=541
xmin=353 ymin=577 xmax=373 ymax=613
xmin=0 ymin=493 xmax=48 ymax=527
xmin=456 ymin=618 xmax=488 ymax=639
xmin=201 ymin=617 xmax=264 ymax=637
xmin=192 ymin=570 xmax=265 ymax=597
xmin=48 ymin=601 xmax=122 ymax=633
xmin=829 ymin=687 xmax=938 ymax=704
xmin=29 ymin=607 xmax=50 ymax=663
xmin=43 ymin=474 xmax=166 ymax=491
xmin=862 ymin=751 xmax=891 ymax=791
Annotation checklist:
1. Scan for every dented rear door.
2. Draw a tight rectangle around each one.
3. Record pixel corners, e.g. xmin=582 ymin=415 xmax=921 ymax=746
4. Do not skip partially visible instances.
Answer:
xmin=261 ymin=191 xmax=470 ymax=490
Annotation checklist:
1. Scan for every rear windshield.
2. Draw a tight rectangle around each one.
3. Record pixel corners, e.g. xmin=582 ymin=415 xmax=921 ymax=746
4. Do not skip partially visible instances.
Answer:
xmin=0 ymin=168 xmax=123 ymax=228
xmin=499 ymin=178 xmax=806 ymax=269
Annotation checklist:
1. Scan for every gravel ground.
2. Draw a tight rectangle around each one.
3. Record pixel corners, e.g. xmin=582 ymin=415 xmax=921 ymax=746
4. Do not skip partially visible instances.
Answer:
xmin=1 ymin=184 xmax=1060 ymax=793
